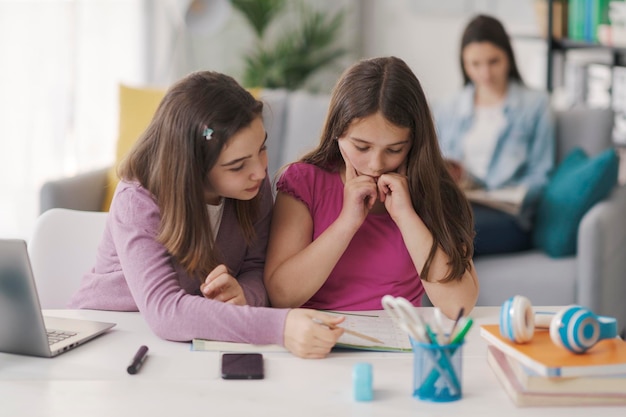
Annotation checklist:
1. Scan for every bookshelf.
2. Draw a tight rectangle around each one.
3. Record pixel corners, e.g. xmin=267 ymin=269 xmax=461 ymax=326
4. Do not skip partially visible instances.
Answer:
xmin=544 ymin=0 xmax=626 ymax=92
xmin=544 ymin=0 xmax=626 ymax=165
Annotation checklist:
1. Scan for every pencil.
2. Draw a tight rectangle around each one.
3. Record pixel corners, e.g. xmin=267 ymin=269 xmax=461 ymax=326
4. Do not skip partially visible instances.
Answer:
xmin=312 ymin=318 xmax=385 ymax=345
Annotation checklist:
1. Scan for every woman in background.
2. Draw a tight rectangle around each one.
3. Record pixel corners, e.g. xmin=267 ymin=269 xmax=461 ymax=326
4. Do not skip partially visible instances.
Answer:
xmin=433 ymin=14 xmax=555 ymax=255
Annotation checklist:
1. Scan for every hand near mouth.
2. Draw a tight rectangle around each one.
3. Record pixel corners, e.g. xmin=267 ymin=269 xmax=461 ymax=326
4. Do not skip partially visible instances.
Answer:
xmin=376 ymin=163 xmax=413 ymax=223
xmin=337 ymin=143 xmax=379 ymax=231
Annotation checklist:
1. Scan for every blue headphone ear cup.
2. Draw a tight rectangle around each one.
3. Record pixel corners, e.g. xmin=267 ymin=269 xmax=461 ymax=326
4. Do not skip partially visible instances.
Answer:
xmin=549 ymin=306 xmax=600 ymax=353
xmin=500 ymin=295 xmax=534 ymax=343
xmin=548 ymin=309 xmax=567 ymax=350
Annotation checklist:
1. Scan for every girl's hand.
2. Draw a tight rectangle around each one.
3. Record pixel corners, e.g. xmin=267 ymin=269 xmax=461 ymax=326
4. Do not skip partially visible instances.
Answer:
xmin=377 ymin=163 xmax=414 ymax=222
xmin=200 ymin=264 xmax=247 ymax=305
xmin=283 ymin=309 xmax=345 ymax=359
xmin=338 ymin=142 xmax=378 ymax=230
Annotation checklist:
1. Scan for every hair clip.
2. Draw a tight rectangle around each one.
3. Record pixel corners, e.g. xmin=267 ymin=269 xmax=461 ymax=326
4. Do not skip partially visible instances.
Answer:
xmin=203 ymin=127 xmax=214 ymax=141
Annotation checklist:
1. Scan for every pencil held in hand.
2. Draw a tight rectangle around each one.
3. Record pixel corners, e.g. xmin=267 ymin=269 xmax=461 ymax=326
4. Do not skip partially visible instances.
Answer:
xmin=312 ymin=318 xmax=384 ymax=345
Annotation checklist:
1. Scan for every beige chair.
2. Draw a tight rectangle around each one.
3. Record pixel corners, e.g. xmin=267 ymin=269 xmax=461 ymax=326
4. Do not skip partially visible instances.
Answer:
xmin=28 ymin=208 xmax=108 ymax=309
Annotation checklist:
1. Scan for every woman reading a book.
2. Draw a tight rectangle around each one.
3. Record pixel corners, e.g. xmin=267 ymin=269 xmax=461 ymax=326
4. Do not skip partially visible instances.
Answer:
xmin=264 ymin=57 xmax=479 ymax=319
xmin=433 ymin=14 xmax=555 ymax=255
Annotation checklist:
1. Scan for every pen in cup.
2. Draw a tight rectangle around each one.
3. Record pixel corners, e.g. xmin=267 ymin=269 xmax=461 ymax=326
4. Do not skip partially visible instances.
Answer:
xmin=424 ymin=324 xmax=461 ymax=393
xmin=402 ymin=310 xmax=460 ymax=396
xmin=450 ymin=317 xmax=473 ymax=344
xmin=446 ymin=307 xmax=465 ymax=344
xmin=431 ymin=307 xmax=446 ymax=345
xmin=422 ymin=317 xmax=473 ymax=390
xmin=127 ymin=345 xmax=149 ymax=375
xmin=380 ymin=295 xmax=461 ymax=394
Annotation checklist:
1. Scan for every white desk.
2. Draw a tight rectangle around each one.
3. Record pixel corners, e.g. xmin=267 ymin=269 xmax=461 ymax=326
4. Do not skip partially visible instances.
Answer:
xmin=1 ymin=307 xmax=624 ymax=416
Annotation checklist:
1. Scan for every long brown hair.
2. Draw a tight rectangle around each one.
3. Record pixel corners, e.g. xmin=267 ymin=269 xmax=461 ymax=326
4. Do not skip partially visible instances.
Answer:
xmin=118 ymin=71 xmax=264 ymax=280
xmin=460 ymin=14 xmax=524 ymax=86
xmin=302 ymin=56 xmax=474 ymax=282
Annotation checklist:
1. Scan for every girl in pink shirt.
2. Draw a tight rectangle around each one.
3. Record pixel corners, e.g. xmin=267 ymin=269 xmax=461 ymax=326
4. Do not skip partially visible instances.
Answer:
xmin=265 ymin=57 xmax=479 ymax=319
xmin=69 ymin=71 xmax=343 ymax=358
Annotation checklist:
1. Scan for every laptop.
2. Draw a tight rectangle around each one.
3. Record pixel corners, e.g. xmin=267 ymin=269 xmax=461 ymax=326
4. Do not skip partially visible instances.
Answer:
xmin=0 ymin=239 xmax=115 ymax=357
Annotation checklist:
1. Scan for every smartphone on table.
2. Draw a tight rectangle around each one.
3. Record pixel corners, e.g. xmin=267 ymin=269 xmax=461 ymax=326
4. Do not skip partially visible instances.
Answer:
xmin=221 ymin=353 xmax=264 ymax=380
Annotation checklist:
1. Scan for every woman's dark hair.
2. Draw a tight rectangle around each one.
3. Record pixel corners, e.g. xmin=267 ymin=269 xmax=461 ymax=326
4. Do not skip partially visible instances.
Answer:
xmin=301 ymin=56 xmax=474 ymax=283
xmin=460 ymin=14 xmax=524 ymax=85
xmin=119 ymin=71 xmax=264 ymax=280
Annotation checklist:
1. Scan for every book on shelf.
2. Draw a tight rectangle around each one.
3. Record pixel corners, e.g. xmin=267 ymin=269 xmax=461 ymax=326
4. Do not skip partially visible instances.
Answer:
xmin=487 ymin=345 xmax=626 ymax=407
xmin=463 ymin=185 xmax=527 ymax=216
xmin=192 ymin=311 xmax=412 ymax=353
xmin=612 ymin=66 xmax=626 ymax=145
xmin=534 ymin=0 xmax=568 ymax=40
xmin=480 ymin=324 xmax=626 ymax=377
xmin=568 ymin=0 xmax=610 ymax=42
xmin=586 ymin=63 xmax=612 ymax=109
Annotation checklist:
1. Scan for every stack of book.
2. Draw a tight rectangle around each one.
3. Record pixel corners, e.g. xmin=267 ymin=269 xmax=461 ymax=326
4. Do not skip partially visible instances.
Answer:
xmin=480 ymin=324 xmax=626 ymax=407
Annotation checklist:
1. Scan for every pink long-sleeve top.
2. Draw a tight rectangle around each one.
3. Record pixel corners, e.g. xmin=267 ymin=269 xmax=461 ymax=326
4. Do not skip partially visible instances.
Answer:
xmin=68 ymin=179 xmax=288 ymax=345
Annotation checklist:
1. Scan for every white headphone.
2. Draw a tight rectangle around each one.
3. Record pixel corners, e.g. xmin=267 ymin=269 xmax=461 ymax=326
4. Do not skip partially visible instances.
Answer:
xmin=499 ymin=295 xmax=618 ymax=353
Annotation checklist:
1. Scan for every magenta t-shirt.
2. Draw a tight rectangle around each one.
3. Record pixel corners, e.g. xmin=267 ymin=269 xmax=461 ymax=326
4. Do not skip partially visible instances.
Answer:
xmin=277 ymin=162 xmax=424 ymax=311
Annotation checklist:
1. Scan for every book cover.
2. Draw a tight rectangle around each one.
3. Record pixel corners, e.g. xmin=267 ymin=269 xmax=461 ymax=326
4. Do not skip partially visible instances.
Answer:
xmin=464 ymin=186 xmax=527 ymax=216
xmin=487 ymin=345 xmax=626 ymax=407
xmin=503 ymin=346 xmax=626 ymax=394
xmin=568 ymin=0 xmax=586 ymax=41
xmin=480 ymin=324 xmax=626 ymax=377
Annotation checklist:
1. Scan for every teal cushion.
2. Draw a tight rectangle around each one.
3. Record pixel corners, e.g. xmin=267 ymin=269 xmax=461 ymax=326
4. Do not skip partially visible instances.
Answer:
xmin=533 ymin=147 xmax=619 ymax=257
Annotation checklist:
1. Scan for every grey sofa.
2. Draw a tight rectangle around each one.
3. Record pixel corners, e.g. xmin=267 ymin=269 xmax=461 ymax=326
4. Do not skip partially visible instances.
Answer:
xmin=472 ymin=108 xmax=626 ymax=337
xmin=40 ymin=90 xmax=626 ymax=335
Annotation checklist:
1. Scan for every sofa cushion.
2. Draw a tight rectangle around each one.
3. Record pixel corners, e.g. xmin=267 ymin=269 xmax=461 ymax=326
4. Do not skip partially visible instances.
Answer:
xmin=282 ymin=91 xmax=330 ymax=165
xmin=102 ymin=85 xmax=264 ymax=211
xmin=533 ymin=147 xmax=619 ymax=257
xmin=474 ymin=250 xmax=577 ymax=306
xmin=554 ymin=108 xmax=614 ymax=163
xmin=259 ymin=89 xmax=289 ymax=178
xmin=102 ymin=84 xmax=165 ymax=211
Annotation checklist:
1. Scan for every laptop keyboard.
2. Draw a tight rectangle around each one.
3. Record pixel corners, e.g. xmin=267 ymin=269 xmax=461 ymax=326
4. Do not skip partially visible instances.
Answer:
xmin=47 ymin=329 xmax=77 ymax=345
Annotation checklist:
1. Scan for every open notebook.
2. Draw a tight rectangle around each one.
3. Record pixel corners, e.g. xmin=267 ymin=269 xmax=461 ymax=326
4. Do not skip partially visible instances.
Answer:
xmin=192 ymin=310 xmax=412 ymax=352
xmin=0 ymin=239 xmax=115 ymax=357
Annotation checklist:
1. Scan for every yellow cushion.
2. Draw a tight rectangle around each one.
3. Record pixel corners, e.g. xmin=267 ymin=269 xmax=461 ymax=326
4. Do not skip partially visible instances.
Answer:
xmin=101 ymin=84 xmax=166 ymax=211
xmin=101 ymin=85 xmax=263 ymax=211
xmin=247 ymin=87 xmax=262 ymax=99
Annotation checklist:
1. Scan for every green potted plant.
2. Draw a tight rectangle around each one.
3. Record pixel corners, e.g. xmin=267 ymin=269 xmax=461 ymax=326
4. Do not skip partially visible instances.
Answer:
xmin=231 ymin=0 xmax=346 ymax=90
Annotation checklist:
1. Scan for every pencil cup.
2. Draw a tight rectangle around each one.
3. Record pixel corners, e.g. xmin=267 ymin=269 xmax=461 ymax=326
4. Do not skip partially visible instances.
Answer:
xmin=411 ymin=338 xmax=463 ymax=402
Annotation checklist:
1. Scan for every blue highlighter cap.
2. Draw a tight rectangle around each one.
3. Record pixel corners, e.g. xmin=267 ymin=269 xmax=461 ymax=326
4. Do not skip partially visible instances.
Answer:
xmin=353 ymin=362 xmax=373 ymax=401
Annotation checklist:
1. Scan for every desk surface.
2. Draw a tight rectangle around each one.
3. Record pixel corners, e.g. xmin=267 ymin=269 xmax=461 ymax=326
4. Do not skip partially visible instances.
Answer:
xmin=1 ymin=307 xmax=624 ymax=416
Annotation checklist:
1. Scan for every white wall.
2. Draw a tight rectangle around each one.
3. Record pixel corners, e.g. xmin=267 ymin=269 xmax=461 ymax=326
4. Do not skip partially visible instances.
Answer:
xmin=0 ymin=0 xmax=145 ymax=240
xmin=148 ymin=0 xmax=363 ymax=92
xmin=360 ymin=0 xmax=546 ymax=104
xmin=147 ymin=0 xmax=548 ymax=100
xmin=1 ymin=0 xmax=555 ymax=240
